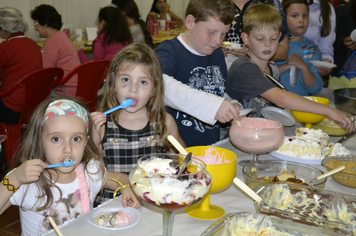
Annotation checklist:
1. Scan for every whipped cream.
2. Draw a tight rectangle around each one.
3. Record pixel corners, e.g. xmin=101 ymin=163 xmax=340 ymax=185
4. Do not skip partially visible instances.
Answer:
xmin=276 ymin=128 xmax=350 ymax=160
xmin=131 ymin=157 xmax=211 ymax=206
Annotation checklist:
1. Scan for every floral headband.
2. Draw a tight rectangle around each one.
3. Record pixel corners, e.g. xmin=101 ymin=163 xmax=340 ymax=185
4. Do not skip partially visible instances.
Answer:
xmin=42 ymin=99 xmax=89 ymax=132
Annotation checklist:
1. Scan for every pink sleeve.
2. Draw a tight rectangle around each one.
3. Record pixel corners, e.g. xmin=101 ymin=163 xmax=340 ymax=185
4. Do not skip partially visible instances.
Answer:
xmin=78 ymin=50 xmax=89 ymax=64
xmin=92 ymin=38 xmax=106 ymax=61
xmin=42 ymin=39 xmax=59 ymax=68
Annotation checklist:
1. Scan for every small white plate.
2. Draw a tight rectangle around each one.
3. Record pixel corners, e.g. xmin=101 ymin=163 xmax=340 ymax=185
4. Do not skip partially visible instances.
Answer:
xmin=261 ymin=107 xmax=295 ymax=126
xmin=309 ymin=61 xmax=337 ymax=69
xmin=87 ymin=207 xmax=141 ymax=230
xmin=351 ymin=29 xmax=356 ymax=41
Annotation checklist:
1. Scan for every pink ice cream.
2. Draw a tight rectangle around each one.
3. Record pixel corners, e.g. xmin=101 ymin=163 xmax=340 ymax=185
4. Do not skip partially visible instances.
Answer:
xmin=195 ymin=148 xmax=231 ymax=165
xmin=240 ymin=117 xmax=277 ymax=129
xmin=114 ymin=211 xmax=131 ymax=224
xmin=230 ymin=118 xmax=285 ymax=155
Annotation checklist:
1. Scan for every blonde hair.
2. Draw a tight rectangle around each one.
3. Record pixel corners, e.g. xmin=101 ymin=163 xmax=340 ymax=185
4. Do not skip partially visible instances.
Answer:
xmin=14 ymin=97 xmax=105 ymax=211
xmin=243 ymin=4 xmax=281 ymax=35
xmin=99 ymin=43 xmax=169 ymax=150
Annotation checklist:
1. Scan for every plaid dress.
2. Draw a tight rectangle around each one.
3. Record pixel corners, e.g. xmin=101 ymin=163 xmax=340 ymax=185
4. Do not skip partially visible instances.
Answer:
xmin=101 ymin=115 xmax=166 ymax=200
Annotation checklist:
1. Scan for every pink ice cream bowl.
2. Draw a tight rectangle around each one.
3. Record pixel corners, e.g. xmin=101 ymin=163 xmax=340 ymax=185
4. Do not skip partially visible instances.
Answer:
xmin=184 ymin=146 xmax=237 ymax=220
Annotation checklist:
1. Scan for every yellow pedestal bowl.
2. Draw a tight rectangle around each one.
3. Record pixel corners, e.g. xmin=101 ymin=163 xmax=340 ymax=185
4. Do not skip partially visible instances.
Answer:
xmin=291 ymin=96 xmax=329 ymax=129
xmin=184 ymin=146 xmax=237 ymax=220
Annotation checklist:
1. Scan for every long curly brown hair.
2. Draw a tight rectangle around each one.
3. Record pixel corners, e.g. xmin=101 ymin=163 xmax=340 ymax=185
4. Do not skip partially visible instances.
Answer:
xmin=98 ymin=43 xmax=169 ymax=151
xmin=15 ymin=97 xmax=105 ymax=211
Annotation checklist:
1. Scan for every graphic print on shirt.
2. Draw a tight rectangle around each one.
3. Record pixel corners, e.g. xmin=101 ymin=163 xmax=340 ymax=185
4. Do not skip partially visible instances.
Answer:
xmin=178 ymin=65 xmax=225 ymax=132
xmin=41 ymin=189 xmax=88 ymax=231
xmin=301 ymin=45 xmax=317 ymax=60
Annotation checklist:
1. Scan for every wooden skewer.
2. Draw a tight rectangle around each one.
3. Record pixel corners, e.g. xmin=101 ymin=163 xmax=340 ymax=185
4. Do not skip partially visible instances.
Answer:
xmin=233 ymin=177 xmax=262 ymax=203
xmin=48 ymin=216 xmax=64 ymax=236
xmin=233 ymin=118 xmax=241 ymax=126
xmin=167 ymin=135 xmax=188 ymax=155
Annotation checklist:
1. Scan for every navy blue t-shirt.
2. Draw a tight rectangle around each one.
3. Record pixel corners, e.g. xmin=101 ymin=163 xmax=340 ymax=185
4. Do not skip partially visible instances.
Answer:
xmin=155 ymin=38 xmax=228 ymax=146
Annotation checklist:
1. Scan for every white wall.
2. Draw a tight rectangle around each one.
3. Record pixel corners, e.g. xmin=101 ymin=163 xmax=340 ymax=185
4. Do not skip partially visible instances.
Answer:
xmin=1 ymin=0 xmax=188 ymax=41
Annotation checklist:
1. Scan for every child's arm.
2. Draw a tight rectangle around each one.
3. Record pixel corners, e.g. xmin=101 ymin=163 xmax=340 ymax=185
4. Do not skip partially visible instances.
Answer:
xmin=105 ymin=171 xmax=140 ymax=209
xmin=90 ymin=112 xmax=106 ymax=149
xmin=166 ymin=113 xmax=186 ymax=153
xmin=0 ymin=159 xmax=47 ymax=214
xmin=287 ymin=53 xmax=317 ymax=88
xmin=261 ymin=87 xmax=355 ymax=132
xmin=270 ymin=36 xmax=289 ymax=61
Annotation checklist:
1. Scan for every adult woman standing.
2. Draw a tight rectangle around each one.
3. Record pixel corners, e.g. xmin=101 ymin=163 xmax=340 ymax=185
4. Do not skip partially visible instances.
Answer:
xmin=31 ymin=4 xmax=81 ymax=97
xmin=148 ymin=0 xmax=183 ymax=28
xmin=0 ymin=7 xmax=42 ymax=124
xmin=303 ymin=0 xmax=336 ymax=77
xmin=77 ymin=6 xmax=132 ymax=63
xmin=116 ymin=0 xmax=154 ymax=48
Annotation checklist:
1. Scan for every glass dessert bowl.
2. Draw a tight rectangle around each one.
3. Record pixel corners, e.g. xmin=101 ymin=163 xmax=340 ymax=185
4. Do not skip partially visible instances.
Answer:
xmin=229 ymin=117 xmax=284 ymax=166
xmin=129 ymin=153 xmax=212 ymax=236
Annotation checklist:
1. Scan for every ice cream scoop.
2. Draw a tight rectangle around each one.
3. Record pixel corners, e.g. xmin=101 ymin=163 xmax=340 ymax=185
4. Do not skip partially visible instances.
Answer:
xmin=103 ymin=99 xmax=133 ymax=115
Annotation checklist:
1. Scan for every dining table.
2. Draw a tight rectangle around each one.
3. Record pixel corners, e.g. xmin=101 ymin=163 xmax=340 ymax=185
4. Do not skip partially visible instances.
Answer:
xmin=44 ymin=88 xmax=356 ymax=236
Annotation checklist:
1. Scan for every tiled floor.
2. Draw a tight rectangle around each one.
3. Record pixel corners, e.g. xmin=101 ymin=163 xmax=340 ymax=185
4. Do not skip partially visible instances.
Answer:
xmin=0 ymin=164 xmax=22 ymax=236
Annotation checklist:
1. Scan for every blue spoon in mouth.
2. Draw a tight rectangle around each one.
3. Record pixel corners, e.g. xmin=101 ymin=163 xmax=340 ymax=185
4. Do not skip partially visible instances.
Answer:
xmin=45 ymin=161 xmax=76 ymax=169
xmin=103 ymin=99 xmax=133 ymax=115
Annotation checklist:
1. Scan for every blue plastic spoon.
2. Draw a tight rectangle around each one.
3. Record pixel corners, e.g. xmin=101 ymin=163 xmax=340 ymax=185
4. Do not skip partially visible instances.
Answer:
xmin=103 ymin=99 xmax=133 ymax=115
xmin=45 ymin=161 xmax=76 ymax=169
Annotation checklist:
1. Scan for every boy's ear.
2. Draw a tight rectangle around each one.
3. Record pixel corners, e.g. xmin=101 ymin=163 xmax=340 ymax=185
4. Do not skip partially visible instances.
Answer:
xmin=185 ymin=14 xmax=196 ymax=30
xmin=241 ymin=32 xmax=249 ymax=45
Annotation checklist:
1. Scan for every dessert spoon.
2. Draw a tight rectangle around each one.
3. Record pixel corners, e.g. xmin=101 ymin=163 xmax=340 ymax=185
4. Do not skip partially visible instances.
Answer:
xmin=45 ymin=161 xmax=76 ymax=169
xmin=103 ymin=99 xmax=133 ymax=115
xmin=176 ymin=152 xmax=192 ymax=179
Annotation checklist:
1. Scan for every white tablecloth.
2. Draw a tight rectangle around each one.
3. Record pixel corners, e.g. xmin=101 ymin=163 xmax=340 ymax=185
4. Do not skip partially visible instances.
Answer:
xmin=44 ymin=88 xmax=356 ymax=236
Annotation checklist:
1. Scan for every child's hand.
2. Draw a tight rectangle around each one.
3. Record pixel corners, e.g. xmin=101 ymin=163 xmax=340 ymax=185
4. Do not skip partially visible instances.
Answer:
xmin=90 ymin=111 xmax=106 ymax=145
xmin=10 ymin=159 xmax=47 ymax=187
xmin=215 ymin=100 xmax=240 ymax=123
xmin=327 ymin=108 xmax=356 ymax=133
xmin=121 ymin=187 xmax=141 ymax=209
xmin=317 ymin=59 xmax=332 ymax=76
xmin=344 ymin=36 xmax=356 ymax=51
xmin=287 ymin=53 xmax=306 ymax=70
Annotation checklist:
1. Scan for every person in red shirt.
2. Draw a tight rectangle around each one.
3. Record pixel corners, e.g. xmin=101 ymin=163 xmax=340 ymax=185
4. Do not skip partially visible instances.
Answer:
xmin=0 ymin=7 xmax=42 ymax=124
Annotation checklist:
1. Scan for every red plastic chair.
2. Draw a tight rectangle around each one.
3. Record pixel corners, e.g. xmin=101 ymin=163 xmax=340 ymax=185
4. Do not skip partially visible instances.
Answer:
xmin=0 ymin=68 xmax=63 ymax=169
xmin=56 ymin=60 xmax=111 ymax=112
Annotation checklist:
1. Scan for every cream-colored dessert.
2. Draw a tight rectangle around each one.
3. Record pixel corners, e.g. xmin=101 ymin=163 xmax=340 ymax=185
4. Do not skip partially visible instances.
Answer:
xmin=194 ymin=147 xmax=231 ymax=164
xmin=223 ymin=214 xmax=294 ymax=236
xmin=276 ymin=128 xmax=350 ymax=160
xmin=95 ymin=210 xmax=131 ymax=227
xmin=260 ymin=184 xmax=356 ymax=226
xmin=131 ymin=157 xmax=211 ymax=207
xmin=260 ymin=170 xmax=308 ymax=186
